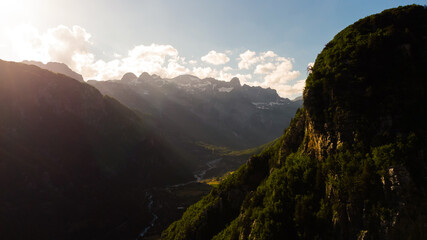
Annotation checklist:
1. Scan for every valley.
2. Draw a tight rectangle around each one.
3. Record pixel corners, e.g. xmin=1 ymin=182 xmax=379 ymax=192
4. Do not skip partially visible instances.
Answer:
xmin=1 ymin=2 xmax=426 ymax=240
xmin=1 ymin=59 xmax=293 ymax=240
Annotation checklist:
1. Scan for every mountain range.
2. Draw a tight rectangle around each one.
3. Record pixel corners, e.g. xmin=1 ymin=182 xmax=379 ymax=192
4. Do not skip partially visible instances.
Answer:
xmin=3 ymin=55 xmax=302 ymax=239
xmin=23 ymin=60 xmax=302 ymax=172
xmin=88 ymin=72 xmax=302 ymax=151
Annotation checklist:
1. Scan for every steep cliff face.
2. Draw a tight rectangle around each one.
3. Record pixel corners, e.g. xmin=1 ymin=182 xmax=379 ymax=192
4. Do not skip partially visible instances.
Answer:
xmin=162 ymin=5 xmax=427 ymax=240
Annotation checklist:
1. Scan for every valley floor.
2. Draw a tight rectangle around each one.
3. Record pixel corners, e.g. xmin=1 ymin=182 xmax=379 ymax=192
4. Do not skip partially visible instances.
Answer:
xmin=138 ymin=156 xmax=244 ymax=239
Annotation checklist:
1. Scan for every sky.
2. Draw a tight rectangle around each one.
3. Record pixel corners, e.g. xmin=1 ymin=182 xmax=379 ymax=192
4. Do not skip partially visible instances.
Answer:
xmin=0 ymin=0 xmax=425 ymax=98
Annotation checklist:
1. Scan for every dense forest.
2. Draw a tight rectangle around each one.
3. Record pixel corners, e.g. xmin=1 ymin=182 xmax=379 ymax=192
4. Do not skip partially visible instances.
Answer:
xmin=162 ymin=5 xmax=427 ymax=239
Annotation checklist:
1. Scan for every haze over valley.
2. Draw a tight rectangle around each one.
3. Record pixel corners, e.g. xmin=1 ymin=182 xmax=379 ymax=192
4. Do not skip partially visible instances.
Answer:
xmin=0 ymin=1 xmax=426 ymax=240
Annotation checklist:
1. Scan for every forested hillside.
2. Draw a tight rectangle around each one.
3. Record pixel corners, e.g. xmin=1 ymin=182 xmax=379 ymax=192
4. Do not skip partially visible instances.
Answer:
xmin=162 ymin=5 xmax=427 ymax=239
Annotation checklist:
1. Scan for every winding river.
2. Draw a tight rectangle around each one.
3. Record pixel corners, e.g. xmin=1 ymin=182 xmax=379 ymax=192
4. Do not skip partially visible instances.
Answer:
xmin=136 ymin=193 xmax=158 ymax=239
xmin=136 ymin=158 xmax=222 ymax=239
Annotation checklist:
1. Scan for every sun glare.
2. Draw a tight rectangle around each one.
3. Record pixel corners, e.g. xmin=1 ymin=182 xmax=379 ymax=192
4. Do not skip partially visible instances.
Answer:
xmin=0 ymin=0 xmax=38 ymax=25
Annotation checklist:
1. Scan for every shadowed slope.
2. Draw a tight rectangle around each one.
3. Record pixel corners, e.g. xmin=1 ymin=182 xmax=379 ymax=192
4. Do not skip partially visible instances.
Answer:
xmin=0 ymin=60 xmax=192 ymax=240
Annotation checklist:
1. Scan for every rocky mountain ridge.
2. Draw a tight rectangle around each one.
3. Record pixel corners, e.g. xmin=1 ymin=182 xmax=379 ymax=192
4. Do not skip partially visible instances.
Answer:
xmin=89 ymin=72 xmax=302 ymax=150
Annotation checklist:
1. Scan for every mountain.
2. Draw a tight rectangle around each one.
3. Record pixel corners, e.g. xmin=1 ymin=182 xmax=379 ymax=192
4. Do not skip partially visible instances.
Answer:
xmin=162 ymin=5 xmax=427 ymax=240
xmin=0 ymin=60 xmax=192 ymax=239
xmin=292 ymin=95 xmax=303 ymax=101
xmin=22 ymin=60 xmax=85 ymax=82
xmin=88 ymin=73 xmax=302 ymax=150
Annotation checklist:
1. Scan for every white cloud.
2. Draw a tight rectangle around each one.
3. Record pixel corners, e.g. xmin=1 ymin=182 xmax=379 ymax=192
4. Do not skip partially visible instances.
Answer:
xmin=3 ymin=24 xmax=305 ymax=98
xmin=5 ymin=24 xmax=190 ymax=80
xmin=245 ymin=78 xmax=305 ymax=99
xmin=165 ymin=58 xmax=190 ymax=77
xmin=254 ymin=62 xmax=275 ymax=74
xmin=235 ymin=74 xmax=252 ymax=82
xmin=273 ymin=79 xmax=305 ymax=98
xmin=237 ymin=50 xmax=259 ymax=69
xmin=239 ymin=52 xmax=303 ymax=98
xmin=191 ymin=66 xmax=218 ymax=79
xmin=237 ymin=50 xmax=279 ymax=70
xmin=7 ymin=24 xmax=93 ymax=69
xmin=222 ymin=66 xmax=232 ymax=72
xmin=264 ymin=58 xmax=300 ymax=85
xmin=218 ymin=71 xmax=252 ymax=83
xmin=260 ymin=51 xmax=277 ymax=59
xmin=127 ymin=44 xmax=178 ymax=62
xmin=201 ymin=50 xmax=230 ymax=65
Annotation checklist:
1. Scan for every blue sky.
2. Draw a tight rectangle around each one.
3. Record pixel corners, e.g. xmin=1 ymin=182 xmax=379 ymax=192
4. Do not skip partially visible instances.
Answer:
xmin=0 ymin=0 xmax=425 ymax=98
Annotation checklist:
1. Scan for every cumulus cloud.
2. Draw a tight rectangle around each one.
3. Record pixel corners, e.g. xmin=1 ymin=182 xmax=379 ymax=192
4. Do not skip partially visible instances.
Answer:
xmin=254 ymin=62 xmax=275 ymax=74
xmin=237 ymin=50 xmax=258 ymax=69
xmin=237 ymin=50 xmax=280 ymax=70
xmin=264 ymin=59 xmax=300 ymax=85
xmin=261 ymin=51 xmax=277 ymax=58
xmin=222 ymin=66 xmax=232 ymax=72
xmin=201 ymin=50 xmax=230 ymax=65
xmin=273 ymin=79 xmax=305 ymax=98
xmin=5 ymin=24 xmax=191 ymax=80
xmin=191 ymin=66 xmax=218 ymax=79
xmin=4 ymin=24 xmax=305 ymax=98
xmin=235 ymin=49 xmax=303 ymax=97
xmin=8 ymin=24 xmax=93 ymax=70
xmin=218 ymin=71 xmax=252 ymax=83
xmin=245 ymin=78 xmax=305 ymax=99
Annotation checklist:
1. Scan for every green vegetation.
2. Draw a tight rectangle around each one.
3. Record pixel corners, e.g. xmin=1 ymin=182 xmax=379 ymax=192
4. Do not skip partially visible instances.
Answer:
xmin=201 ymin=171 xmax=234 ymax=186
xmin=162 ymin=107 xmax=306 ymax=240
xmin=162 ymin=5 xmax=427 ymax=240
xmin=196 ymin=139 xmax=277 ymax=157
xmin=304 ymin=5 xmax=427 ymax=147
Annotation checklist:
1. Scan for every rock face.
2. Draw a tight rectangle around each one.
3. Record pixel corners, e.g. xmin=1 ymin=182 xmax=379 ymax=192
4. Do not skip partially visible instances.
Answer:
xmin=22 ymin=60 xmax=85 ymax=82
xmin=161 ymin=5 xmax=427 ymax=240
xmin=229 ymin=77 xmax=241 ymax=88
xmin=0 ymin=60 xmax=192 ymax=240
xmin=121 ymin=72 xmax=138 ymax=82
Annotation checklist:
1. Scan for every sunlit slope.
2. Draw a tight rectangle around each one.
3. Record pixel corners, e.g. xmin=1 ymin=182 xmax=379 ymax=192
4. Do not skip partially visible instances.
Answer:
xmin=162 ymin=5 xmax=427 ymax=240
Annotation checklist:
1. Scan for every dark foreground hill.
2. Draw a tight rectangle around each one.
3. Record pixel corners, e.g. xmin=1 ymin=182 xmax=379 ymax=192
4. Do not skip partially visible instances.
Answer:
xmin=0 ymin=60 xmax=192 ymax=239
xmin=22 ymin=60 xmax=85 ymax=82
xmin=162 ymin=5 xmax=427 ymax=240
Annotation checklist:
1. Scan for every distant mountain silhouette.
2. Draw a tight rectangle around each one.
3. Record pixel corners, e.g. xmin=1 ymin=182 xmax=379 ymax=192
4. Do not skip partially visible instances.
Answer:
xmin=292 ymin=95 xmax=303 ymax=101
xmin=23 ymin=60 xmax=85 ymax=82
xmin=121 ymin=72 xmax=138 ymax=82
